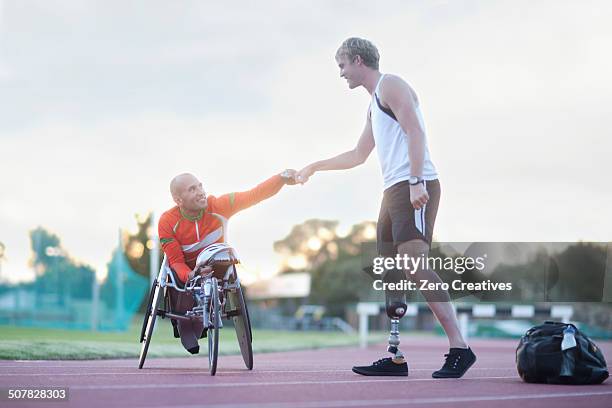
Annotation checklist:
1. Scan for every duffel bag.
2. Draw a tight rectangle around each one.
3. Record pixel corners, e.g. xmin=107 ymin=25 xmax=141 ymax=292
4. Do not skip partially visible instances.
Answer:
xmin=516 ymin=320 xmax=609 ymax=384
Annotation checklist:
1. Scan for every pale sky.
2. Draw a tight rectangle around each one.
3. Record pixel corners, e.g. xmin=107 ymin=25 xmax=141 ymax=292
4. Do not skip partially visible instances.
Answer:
xmin=1 ymin=1 xmax=611 ymax=284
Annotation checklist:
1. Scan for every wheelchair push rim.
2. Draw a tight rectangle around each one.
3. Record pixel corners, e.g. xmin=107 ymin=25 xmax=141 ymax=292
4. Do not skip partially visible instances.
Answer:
xmin=207 ymin=277 xmax=220 ymax=376
xmin=139 ymin=279 xmax=161 ymax=369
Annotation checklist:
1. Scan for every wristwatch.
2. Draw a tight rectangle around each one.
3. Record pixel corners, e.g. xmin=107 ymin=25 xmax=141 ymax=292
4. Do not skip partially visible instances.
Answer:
xmin=408 ymin=176 xmax=424 ymax=186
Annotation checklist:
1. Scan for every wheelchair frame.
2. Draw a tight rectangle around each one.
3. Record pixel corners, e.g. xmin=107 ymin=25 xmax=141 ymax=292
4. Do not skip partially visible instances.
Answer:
xmin=138 ymin=244 xmax=253 ymax=375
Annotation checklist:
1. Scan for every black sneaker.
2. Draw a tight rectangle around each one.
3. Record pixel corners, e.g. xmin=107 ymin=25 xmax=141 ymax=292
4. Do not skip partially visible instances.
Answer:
xmin=352 ymin=357 xmax=408 ymax=376
xmin=432 ymin=347 xmax=476 ymax=378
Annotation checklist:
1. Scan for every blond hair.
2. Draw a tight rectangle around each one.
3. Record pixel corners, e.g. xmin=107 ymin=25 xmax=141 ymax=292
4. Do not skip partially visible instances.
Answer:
xmin=336 ymin=37 xmax=380 ymax=70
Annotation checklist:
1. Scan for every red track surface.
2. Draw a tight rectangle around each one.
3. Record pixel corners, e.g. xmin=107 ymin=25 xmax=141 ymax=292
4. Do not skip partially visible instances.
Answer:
xmin=1 ymin=336 xmax=611 ymax=408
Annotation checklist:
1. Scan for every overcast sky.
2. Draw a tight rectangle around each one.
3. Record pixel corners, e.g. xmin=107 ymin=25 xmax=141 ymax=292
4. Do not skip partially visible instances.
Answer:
xmin=1 ymin=0 xmax=611 ymax=284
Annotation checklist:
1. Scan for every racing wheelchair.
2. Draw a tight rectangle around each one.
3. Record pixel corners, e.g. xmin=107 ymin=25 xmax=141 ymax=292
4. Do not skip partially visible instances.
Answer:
xmin=138 ymin=242 xmax=253 ymax=375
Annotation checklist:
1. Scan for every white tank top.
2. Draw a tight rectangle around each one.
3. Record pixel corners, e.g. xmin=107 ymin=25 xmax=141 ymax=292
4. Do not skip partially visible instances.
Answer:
xmin=370 ymin=74 xmax=438 ymax=190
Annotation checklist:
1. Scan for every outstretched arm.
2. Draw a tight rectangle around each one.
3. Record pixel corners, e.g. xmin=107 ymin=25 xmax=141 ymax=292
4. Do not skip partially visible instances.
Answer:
xmin=297 ymin=117 xmax=374 ymax=183
xmin=216 ymin=171 xmax=296 ymax=218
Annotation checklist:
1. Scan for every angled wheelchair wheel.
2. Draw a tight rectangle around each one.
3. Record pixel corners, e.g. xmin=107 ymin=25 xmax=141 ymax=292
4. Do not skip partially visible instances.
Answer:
xmin=232 ymin=283 xmax=253 ymax=370
xmin=140 ymin=279 xmax=157 ymax=342
xmin=207 ymin=277 xmax=220 ymax=376
xmin=139 ymin=279 xmax=161 ymax=369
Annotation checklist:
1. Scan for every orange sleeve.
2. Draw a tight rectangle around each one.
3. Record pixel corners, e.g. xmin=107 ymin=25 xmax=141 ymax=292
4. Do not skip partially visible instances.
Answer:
xmin=158 ymin=216 xmax=192 ymax=283
xmin=215 ymin=174 xmax=285 ymax=218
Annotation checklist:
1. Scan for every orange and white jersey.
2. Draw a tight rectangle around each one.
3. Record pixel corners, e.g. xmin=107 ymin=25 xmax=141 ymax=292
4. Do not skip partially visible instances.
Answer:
xmin=158 ymin=174 xmax=284 ymax=282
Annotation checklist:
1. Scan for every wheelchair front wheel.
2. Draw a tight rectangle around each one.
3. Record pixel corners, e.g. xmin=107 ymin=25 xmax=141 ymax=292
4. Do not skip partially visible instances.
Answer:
xmin=207 ymin=277 xmax=220 ymax=376
xmin=139 ymin=279 xmax=161 ymax=369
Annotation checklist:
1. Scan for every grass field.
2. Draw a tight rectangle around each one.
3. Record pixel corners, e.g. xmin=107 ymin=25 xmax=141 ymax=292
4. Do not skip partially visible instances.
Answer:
xmin=0 ymin=317 xmax=388 ymax=360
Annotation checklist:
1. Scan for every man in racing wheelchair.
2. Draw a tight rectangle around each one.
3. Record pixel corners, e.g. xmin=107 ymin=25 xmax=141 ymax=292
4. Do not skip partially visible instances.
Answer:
xmin=158 ymin=170 xmax=298 ymax=354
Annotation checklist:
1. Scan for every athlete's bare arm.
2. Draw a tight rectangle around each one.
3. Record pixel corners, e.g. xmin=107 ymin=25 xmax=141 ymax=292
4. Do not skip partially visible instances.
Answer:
xmin=297 ymin=118 xmax=375 ymax=183
xmin=380 ymin=75 xmax=429 ymax=209
xmin=379 ymin=75 xmax=426 ymax=178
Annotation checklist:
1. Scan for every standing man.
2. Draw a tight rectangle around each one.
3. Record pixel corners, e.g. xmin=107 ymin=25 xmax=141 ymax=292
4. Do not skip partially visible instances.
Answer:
xmin=297 ymin=38 xmax=476 ymax=378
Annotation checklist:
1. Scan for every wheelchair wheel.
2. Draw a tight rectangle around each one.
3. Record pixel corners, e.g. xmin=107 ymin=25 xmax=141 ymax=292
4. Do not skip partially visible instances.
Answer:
xmin=139 ymin=279 xmax=157 ymax=343
xmin=139 ymin=279 xmax=161 ymax=369
xmin=231 ymin=283 xmax=253 ymax=370
xmin=207 ymin=277 xmax=220 ymax=376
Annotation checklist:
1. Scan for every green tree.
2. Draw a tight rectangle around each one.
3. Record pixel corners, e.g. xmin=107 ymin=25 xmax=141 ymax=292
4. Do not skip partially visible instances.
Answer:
xmin=123 ymin=213 xmax=154 ymax=279
xmin=29 ymin=227 xmax=94 ymax=302
xmin=273 ymin=219 xmax=377 ymax=316
xmin=123 ymin=212 xmax=164 ymax=312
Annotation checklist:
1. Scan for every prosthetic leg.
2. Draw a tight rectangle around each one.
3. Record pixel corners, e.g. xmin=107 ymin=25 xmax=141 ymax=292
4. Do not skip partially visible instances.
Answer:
xmin=362 ymin=260 xmax=410 ymax=363
xmin=382 ymin=265 xmax=408 ymax=364
xmin=386 ymin=301 xmax=407 ymax=364
xmin=352 ymin=265 xmax=409 ymax=376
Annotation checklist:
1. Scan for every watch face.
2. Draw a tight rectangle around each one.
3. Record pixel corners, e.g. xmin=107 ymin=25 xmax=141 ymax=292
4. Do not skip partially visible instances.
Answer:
xmin=409 ymin=176 xmax=418 ymax=184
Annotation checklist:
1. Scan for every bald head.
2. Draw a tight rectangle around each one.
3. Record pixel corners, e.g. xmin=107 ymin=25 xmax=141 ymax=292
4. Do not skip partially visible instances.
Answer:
xmin=169 ymin=173 xmax=208 ymax=213
xmin=170 ymin=173 xmax=196 ymax=199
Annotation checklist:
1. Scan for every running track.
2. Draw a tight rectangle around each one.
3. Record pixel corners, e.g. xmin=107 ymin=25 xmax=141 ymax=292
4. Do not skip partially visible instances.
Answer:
xmin=1 ymin=336 xmax=610 ymax=407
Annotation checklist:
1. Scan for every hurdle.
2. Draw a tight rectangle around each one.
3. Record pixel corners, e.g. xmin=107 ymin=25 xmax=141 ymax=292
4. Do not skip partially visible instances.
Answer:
xmin=356 ymin=302 xmax=574 ymax=348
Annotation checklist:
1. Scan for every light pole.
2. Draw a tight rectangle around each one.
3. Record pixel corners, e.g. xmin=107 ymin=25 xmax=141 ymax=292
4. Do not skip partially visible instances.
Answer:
xmin=45 ymin=246 xmax=65 ymax=307
xmin=0 ymin=242 xmax=5 ymax=277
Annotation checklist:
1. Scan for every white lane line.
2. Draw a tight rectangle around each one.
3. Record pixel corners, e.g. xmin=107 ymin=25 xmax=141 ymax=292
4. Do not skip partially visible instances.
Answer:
xmin=0 ymin=366 xmax=131 ymax=369
xmin=145 ymin=391 xmax=612 ymax=408
xmin=0 ymin=371 xmax=211 ymax=377
xmin=68 ymin=376 xmax=518 ymax=390
xmin=0 ymin=367 xmax=520 ymax=377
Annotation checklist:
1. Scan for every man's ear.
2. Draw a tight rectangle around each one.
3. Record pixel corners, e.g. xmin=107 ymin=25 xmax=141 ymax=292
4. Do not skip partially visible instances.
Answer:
xmin=353 ymin=55 xmax=363 ymax=65
xmin=173 ymin=195 xmax=182 ymax=206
